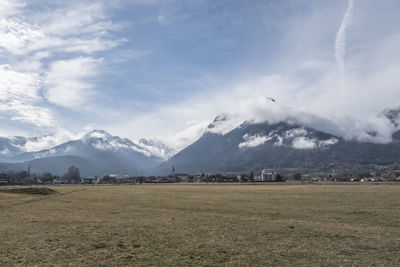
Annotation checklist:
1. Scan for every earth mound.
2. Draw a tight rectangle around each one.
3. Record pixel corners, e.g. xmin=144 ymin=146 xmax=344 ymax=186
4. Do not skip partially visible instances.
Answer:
xmin=0 ymin=187 xmax=57 ymax=195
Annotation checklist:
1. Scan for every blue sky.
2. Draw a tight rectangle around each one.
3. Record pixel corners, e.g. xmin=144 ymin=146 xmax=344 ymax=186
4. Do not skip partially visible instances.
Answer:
xmin=1 ymin=0 xmax=400 ymax=150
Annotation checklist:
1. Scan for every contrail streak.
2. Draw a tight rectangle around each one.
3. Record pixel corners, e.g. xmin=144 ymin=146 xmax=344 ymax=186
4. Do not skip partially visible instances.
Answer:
xmin=335 ymin=0 xmax=354 ymax=77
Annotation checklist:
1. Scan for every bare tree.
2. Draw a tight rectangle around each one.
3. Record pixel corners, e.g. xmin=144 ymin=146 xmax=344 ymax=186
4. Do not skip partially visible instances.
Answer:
xmin=41 ymin=172 xmax=55 ymax=184
xmin=64 ymin=166 xmax=80 ymax=184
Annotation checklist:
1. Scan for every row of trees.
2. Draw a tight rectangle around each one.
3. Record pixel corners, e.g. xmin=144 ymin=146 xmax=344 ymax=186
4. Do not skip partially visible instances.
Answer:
xmin=0 ymin=166 xmax=80 ymax=185
xmin=1 ymin=166 xmax=299 ymax=185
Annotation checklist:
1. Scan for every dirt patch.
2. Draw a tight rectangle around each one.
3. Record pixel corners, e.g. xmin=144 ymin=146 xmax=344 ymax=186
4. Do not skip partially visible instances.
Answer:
xmin=0 ymin=187 xmax=57 ymax=195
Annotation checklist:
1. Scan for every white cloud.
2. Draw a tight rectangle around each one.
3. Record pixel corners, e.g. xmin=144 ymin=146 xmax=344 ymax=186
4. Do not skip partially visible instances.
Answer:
xmin=0 ymin=0 xmax=24 ymax=17
xmin=319 ymin=138 xmax=338 ymax=147
xmin=0 ymin=64 xmax=54 ymax=126
xmin=343 ymin=112 xmax=398 ymax=144
xmin=284 ymin=128 xmax=308 ymax=139
xmin=0 ymin=2 xmax=122 ymax=57
xmin=0 ymin=64 xmax=39 ymax=100
xmin=238 ymin=133 xmax=272 ymax=149
xmin=0 ymin=148 xmax=9 ymax=154
xmin=135 ymin=138 xmax=176 ymax=159
xmin=291 ymin=137 xmax=317 ymax=150
xmin=206 ymin=113 xmax=243 ymax=135
xmin=0 ymin=18 xmax=44 ymax=55
xmin=0 ymin=0 xmax=124 ymax=131
xmin=237 ymin=126 xmax=340 ymax=150
xmin=85 ymin=130 xmax=111 ymax=140
xmin=23 ymin=129 xmax=80 ymax=152
xmin=291 ymin=136 xmax=339 ymax=150
xmin=129 ymin=145 xmax=152 ymax=157
xmin=167 ymin=121 xmax=209 ymax=150
xmin=44 ymin=57 xmax=101 ymax=108
xmin=40 ymin=3 xmax=114 ymax=36
xmin=335 ymin=0 xmax=354 ymax=77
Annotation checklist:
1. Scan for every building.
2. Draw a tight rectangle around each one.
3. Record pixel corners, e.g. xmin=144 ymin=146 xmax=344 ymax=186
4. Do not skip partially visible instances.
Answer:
xmin=53 ymin=177 xmax=68 ymax=184
xmin=254 ymin=169 xmax=278 ymax=182
xmin=81 ymin=177 xmax=100 ymax=184
xmin=0 ymin=173 xmax=9 ymax=184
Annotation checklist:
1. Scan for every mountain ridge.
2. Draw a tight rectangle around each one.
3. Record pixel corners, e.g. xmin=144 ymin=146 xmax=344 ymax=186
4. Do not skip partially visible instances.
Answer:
xmin=1 ymin=107 xmax=400 ymax=176
xmin=155 ymin=119 xmax=400 ymax=175
xmin=0 ymin=130 xmax=173 ymax=176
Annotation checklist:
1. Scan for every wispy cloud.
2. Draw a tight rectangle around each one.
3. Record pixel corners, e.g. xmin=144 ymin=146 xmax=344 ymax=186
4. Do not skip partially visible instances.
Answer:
xmin=0 ymin=0 xmax=124 ymax=130
xmin=238 ymin=134 xmax=272 ymax=149
xmin=0 ymin=0 xmax=24 ymax=17
xmin=0 ymin=2 xmax=122 ymax=56
xmin=335 ymin=0 xmax=354 ymax=85
xmin=0 ymin=64 xmax=53 ymax=126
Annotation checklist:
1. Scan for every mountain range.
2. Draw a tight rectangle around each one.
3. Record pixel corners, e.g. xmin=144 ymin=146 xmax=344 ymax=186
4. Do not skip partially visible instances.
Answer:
xmin=1 ymin=108 xmax=400 ymax=176
xmin=0 ymin=130 xmax=173 ymax=176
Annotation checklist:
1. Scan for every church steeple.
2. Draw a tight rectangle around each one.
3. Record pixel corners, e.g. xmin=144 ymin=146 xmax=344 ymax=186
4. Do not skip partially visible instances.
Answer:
xmin=171 ymin=166 xmax=175 ymax=176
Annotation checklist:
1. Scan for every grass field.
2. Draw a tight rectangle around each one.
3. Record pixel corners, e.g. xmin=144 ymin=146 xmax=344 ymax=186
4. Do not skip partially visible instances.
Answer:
xmin=0 ymin=184 xmax=399 ymax=266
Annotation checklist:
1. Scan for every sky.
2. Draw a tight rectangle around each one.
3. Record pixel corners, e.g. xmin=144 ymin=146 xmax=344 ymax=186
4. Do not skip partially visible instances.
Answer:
xmin=1 ymin=0 xmax=400 ymax=151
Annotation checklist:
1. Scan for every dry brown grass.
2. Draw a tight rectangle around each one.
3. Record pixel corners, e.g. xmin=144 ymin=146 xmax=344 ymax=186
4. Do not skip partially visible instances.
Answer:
xmin=0 ymin=183 xmax=399 ymax=266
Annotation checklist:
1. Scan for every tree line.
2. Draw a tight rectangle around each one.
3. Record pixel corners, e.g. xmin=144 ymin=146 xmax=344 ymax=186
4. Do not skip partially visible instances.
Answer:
xmin=0 ymin=166 xmax=81 ymax=185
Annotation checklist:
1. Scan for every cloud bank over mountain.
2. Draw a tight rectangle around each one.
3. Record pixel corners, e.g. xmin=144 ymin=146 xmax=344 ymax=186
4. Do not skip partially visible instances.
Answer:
xmin=111 ymin=0 xmax=400 ymax=149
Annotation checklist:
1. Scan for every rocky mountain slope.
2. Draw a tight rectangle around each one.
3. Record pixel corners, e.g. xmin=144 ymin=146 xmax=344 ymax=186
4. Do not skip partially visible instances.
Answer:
xmin=156 ymin=115 xmax=400 ymax=174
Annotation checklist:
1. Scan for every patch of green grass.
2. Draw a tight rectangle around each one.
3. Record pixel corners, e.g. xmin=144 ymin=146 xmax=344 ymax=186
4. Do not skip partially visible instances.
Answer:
xmin=0 ymin=184 xmax=399 ymax=266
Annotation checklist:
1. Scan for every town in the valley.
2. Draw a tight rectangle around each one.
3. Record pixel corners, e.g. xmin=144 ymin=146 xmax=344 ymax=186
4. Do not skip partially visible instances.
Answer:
xmin=1 ymin=162 xmax=400 ymax=185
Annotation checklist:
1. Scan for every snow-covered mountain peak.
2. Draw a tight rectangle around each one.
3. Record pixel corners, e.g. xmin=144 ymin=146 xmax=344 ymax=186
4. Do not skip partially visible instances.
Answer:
xmin=84 ymin=129 xmax=113 ymax=140
xmin=207 ymin=113 xmax=229 ymax=130
xmin=80 ymin=130 xmax=175 ymax=159
xmin=206 ymin=114 xmax=243 ymax=135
